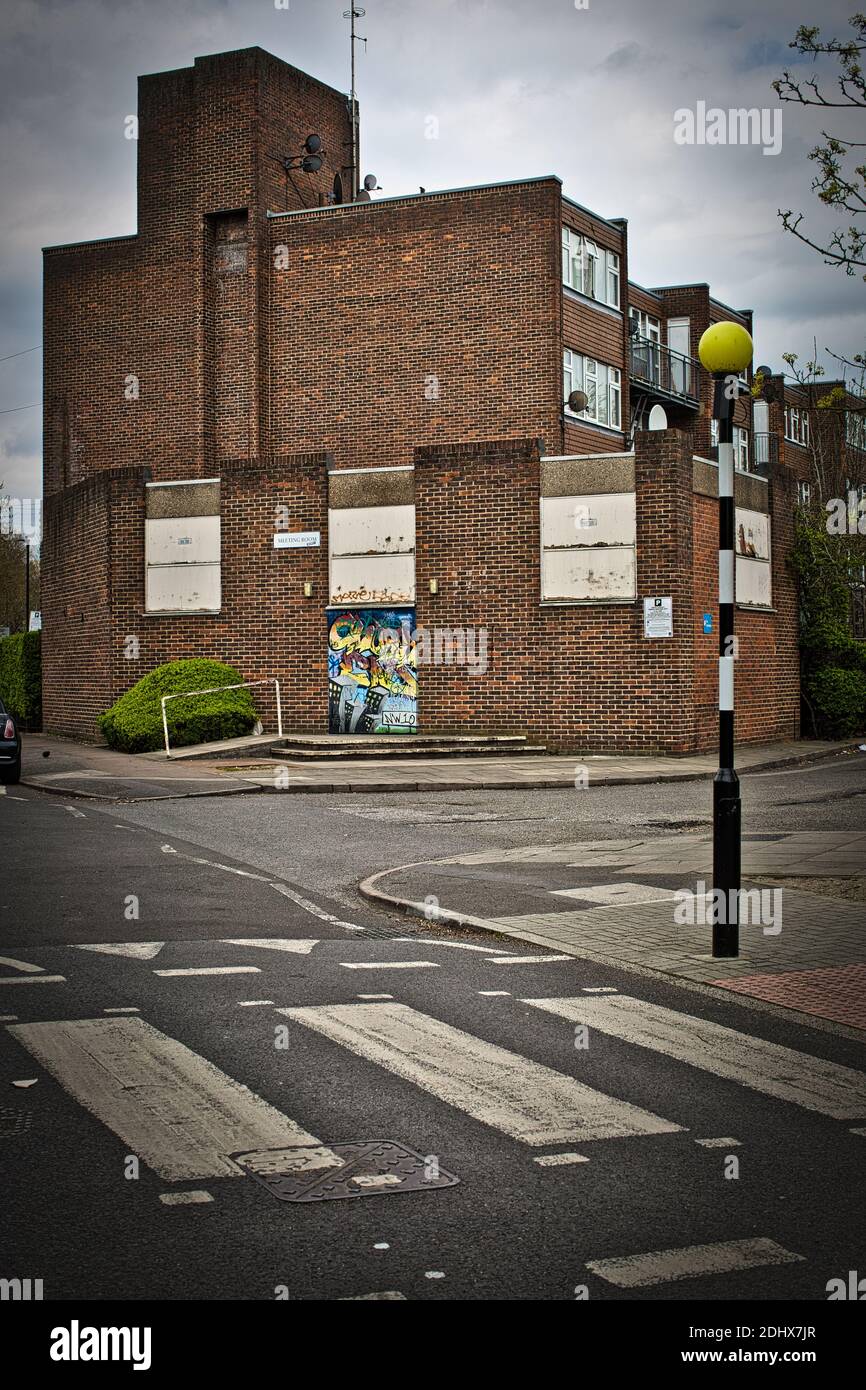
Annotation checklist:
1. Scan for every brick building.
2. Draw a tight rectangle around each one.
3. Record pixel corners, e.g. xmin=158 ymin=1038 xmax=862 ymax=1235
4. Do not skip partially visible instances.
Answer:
xmin=42 ymin=46 xmax=801 ymax=752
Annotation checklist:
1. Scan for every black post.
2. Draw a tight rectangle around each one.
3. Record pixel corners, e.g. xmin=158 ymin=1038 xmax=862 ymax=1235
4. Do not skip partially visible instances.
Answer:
xmin=24 ymin=541 xmax=30 ymax=633
xmin=712 ymin=375 xmax=740 ymax=957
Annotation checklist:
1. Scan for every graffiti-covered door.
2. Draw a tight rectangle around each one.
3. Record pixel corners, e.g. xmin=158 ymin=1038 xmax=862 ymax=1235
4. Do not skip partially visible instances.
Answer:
xmin=327 ymin=609 xmax=417 ymax=734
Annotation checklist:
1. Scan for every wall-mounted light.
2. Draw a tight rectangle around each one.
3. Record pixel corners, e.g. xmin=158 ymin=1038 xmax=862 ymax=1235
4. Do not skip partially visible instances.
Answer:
xmin=303 ymin=581 xmax=313 ymax=598
xmin=429 ymin=578 xmax=439 ymax=595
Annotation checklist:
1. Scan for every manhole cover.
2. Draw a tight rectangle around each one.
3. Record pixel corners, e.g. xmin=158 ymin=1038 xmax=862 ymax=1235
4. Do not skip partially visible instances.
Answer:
xmin=232 ymin=1140 xmax=459 ymax=1203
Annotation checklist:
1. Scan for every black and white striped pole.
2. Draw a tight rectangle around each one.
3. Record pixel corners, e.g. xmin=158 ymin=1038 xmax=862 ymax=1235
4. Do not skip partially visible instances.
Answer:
xmin=698 ymin=321 xmax=754 ymax=959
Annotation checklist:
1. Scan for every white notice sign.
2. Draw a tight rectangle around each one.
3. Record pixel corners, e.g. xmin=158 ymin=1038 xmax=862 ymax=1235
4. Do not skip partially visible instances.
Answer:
xmin=273 ymin=531 xmax=320 ymax=550
xmin=643 ymin=596 xmax=673 ymax=639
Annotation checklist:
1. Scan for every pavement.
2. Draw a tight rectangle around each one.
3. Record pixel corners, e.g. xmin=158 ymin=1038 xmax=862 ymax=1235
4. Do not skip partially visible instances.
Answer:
xmin=19 ymin=732 xmax=858 ymax=800
xmin=3 ymin=785 xmax=866 ymax=1304
xmin=361 ymin=831 xmax=866 ymax=1035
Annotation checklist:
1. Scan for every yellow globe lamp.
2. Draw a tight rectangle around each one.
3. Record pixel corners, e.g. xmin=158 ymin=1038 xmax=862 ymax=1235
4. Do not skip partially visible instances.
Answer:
xmin=698 ymin=321 xmax=753 ymax=375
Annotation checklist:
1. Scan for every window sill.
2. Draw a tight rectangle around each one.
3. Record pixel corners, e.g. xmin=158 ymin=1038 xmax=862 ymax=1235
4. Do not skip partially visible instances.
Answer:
xmin=562 ymin=412 xmax=625 ymax=439
xmin=540 ymin=598 xmax=637 ymax=608
xmin=736 ymin=604 xmax=776 ymax=614
xmin=142 ymin=609 xmax=223 ymax=617
xmin=562 ymin=285 xmax=622 ymax=318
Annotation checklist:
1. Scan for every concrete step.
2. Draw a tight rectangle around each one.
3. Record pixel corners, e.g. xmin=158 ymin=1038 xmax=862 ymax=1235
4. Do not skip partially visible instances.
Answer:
xmin=268 ymin=733 xmax=548 ymax=762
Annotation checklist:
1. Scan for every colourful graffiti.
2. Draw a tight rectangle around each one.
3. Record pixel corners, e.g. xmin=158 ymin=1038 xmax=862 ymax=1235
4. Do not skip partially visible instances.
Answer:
xmin=328 ymin=609 xmax=417 ymax=734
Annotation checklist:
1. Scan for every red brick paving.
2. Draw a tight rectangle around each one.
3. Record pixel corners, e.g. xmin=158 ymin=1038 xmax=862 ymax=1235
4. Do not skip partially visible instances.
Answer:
xmin=712 ymin=963 xmax=866 ymax=1031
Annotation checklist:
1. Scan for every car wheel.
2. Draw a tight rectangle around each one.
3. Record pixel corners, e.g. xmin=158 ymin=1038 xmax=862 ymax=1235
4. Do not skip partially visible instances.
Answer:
xmin=0 ymin=760 xmax=21 ymax=785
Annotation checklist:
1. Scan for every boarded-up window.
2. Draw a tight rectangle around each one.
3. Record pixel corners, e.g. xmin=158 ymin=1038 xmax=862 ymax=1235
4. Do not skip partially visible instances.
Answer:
xmin=145 ymin=480 xmax=221 ymax=613
xmin=329 ymin=504 xmax=415 ymax=606
xmin=735 ymin=507 xmax=771 ymax=608
xmin=541 ymin=492 xmax=636 ymax=601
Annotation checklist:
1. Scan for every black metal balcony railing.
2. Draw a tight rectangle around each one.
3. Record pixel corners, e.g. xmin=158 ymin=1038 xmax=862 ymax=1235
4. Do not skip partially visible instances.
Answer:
xmin=707 ymin=433 xmax=778 ymax=477
xmin=629 ymin=335 xmax=700 ymax=403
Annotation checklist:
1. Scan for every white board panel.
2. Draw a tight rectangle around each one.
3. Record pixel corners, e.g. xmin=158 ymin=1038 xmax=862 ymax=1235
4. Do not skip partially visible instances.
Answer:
xmin=145 ymin=515 xmax=221 ymax=566
xmin=330 ymin=552 xmax=415 ymax=606
xmin=146 ymin=563 xmax=221 ymax=612
xmin=542 ymin=546 xmax=636 ymax=602
xmin=735 ymin=508 xmax=770 ymax=561
xmin=329 ymin=505 xmax=415 ymax=557
xmin=736 ymin=556 xmax=771 ymax=608
xmin=542 ymin=493 xmax=636 ymax=549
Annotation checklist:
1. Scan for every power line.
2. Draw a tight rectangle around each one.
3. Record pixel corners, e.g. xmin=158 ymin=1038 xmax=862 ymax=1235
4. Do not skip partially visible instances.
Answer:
xmin=0 ymin=346 xmax=41 ymax=363
xmin=0 ymin=403 xmax=40 ymax=415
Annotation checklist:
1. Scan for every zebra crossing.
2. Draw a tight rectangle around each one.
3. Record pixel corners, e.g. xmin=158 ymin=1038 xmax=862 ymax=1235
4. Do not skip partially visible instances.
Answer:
xmin=7 ymin=989 xmax=866 ymax=1179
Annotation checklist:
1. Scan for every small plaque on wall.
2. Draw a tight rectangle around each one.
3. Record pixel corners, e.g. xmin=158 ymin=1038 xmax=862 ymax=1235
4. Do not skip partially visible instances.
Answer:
xmin=643 ymin=596 xmax=673 ymax=638
xmin=273 ymin=531 xmax=321 ymax=550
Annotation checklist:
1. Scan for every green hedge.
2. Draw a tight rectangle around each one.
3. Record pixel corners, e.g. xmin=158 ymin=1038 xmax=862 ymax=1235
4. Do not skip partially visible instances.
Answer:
xmin=99 ymin=659 xmax=258 ymax=753
xmin=0 ymin=631 xmax=41 ymax=728
xmin=804 ymin=666 xmax=866 ymax=739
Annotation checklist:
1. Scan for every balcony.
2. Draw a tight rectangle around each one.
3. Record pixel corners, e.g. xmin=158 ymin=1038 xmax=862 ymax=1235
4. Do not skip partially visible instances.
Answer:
xmin=629 ymin=335 xmax=700 ymax=405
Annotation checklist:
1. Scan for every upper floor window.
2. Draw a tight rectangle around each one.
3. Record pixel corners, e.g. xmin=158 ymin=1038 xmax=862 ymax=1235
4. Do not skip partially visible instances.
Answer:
xmin=629 ymin=308 xmax=661 ymax=343
xmin=797 ymin=480 xmax=813 ymax=506
xmin=784 ymin=405 xmax=810 ymax=447
xmin=734 ymin=426 xmax=750 ymax=472
xmin=561 ymin=226 xmax=620 ymax=308
xmin=564 ymin=350 xmax=622 ymax=429
xmin=846 ymin=410 xmax=866 ymax=452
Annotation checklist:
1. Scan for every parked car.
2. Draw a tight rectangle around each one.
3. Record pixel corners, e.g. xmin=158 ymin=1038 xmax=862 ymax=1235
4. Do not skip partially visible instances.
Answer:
xmin=0 ymin=699 xmax=22 ymax=784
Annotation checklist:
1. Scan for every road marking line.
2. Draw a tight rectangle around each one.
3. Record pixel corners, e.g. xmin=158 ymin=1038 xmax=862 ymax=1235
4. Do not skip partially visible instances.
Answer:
xmin=586 ymin=1238 xmax=804 ymax=1289
xmin=487 ymin=954 xmax=572 ymax=965
xmin=238 ymin=1000 xmax=275 ymax=1007
xmin=357 ymin=994 xmax=394 ymax=1000
xmin=523 ymin=994 xmax=866 ymax=1120
xmin=7 ymin=1016 xmax=326 ymax=1180
xmin=221 ymin=938 xmax=319 ymax=955
xmin=77 ymin=942 xmax=165 ymax=960
xmin=850 ymin=1126 xmax=866 ymax=1137
xmin=154 ymin=966 xmax=261 ymax=977
xmin=396 ymin=938 xmax=514 ymax=955
xmin=340 ymin=961 xmax=440 ymax=971
xmin=0 ymin=956 xmax=44 ymax=973
xmin=533 ymin=1151 xmax=589 ymax=1166
xmin=340 ymin=1291 xmax=406 ymax=1300
xmin=696 ymin=1136 xmax=741 ymax=1148
xmin=583 ymin=987 xmax=619 ymax=994
xmin=281 ymin=1002 xmax=681 ymax=1146
xmin=269 ymin=882 xmax=364 ymax=931
xmin=0 ymin=1015 xmax=18 ymax=1022
xmin=478 ymin=990 xmax=511 ymax=997
xmin=64 ymin=806 xmax=86 ymax=818
xmin=0 ymin=975 xmax=66 ymax=986
xmin=159 ymin=1190 xmax=214 ymax=1206
xmin=0 ymin=786 xmax=5 ymax=795
xmin=103 ymin=1007 xmax=140 ymax=1015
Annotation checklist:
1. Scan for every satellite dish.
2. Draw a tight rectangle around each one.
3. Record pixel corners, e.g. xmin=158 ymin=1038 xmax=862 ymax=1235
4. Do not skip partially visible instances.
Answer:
xmin=648 ymin=404 xmax=668 ymax=430
xmin=755 ymin=365 xmax=773 ymax=378
xmin=301 ymin=154 xmax=323 ymax=172
xmin=363 ymin=173 xmax=378 ymax=191
xmin=354 ymin=188 xmax=372 ymax=202
xmin=304 ymin=134 xmax=322 ymax=154
xmin=628 ymin=317 xmax=641 ymax=337
xmin=568 ymin=389 xmax=589 ymax=414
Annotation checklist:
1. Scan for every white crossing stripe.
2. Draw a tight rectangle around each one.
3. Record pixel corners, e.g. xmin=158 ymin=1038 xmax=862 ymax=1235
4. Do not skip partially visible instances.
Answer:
xmin=159 ymin=1190 xmax=214 ymax=1206
xmin=396 ymin=938 xmax=513 ymax=955
xmin=0 ymin=975 xmax=65 ymax=986
xmin=696 ymin=1136 xmax=741 ymax=1148
xmin=7 ymin=1016 xmax=326 ymax=1180
xmin=523 ymin=994 xmax=866 ymax=1120
xmin=221 ymin=939 xmax=318 ymax=955
xmin=77 ymin=943 xmax=164 ymax=959
xmin=340 ymin=961 xmax=439 ymax=971
xmin=586 ymin=1237 xmax=803 ymax=1289
xmin=281 ymin=1002 xmax=681 ymax=1146
xmin=154 ymin=966 xmax=261 ymax=977
xmin=488 ymin=954 xmax=572 ymax=965
xmin=533 ymin=1152 xmax=589 ymax=1167
xmin=0 ymin=956 xmax=43 ymax=973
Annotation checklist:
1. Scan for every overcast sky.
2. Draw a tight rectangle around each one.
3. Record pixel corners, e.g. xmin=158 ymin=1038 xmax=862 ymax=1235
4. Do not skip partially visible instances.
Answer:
xmin=0 ymin=0 xmax=861 ymax=505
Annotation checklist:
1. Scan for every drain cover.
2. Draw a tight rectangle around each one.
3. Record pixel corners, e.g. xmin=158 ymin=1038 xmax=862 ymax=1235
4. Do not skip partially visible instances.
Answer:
xmin=232 ymin=1140 xmax=459 ymax=1203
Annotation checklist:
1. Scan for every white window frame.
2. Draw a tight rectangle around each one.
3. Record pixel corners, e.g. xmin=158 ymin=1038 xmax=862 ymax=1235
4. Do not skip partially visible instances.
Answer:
xmin=734 ymin=426 xmax=750 ymax=472
xmin=563 ymin=352 xmax=621 ymax=430
xmin=797 ymin=480 xmax=812 ymax=506
xmin=561 ymin=226 xmax=620 ymax=308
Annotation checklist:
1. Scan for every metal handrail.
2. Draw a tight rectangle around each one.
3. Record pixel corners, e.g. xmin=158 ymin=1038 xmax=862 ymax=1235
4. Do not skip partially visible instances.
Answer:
xmin=629 ymin=335 xmax=700 ymax=401
xmin=160 ymin=678 xmax=283 ymax=756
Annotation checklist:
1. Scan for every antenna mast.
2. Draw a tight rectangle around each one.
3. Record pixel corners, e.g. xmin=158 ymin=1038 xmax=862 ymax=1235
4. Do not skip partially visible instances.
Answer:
xmin=343 ymin=6 xmax=366 ymax=200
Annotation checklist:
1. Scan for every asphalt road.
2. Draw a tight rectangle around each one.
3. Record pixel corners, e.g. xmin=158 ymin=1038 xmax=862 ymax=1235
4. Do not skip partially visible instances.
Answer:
xmin=2 ymin=767 xmax=866 ymax=1304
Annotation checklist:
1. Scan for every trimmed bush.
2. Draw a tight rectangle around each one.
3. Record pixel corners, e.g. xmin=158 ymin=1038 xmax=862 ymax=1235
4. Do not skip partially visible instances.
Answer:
xmin=99 ymin=659 xmax=258 ymax=753
xmin=0 ymin=631 xmax=41 ymax=728
xmin=804 ymin=666 xmax=866 ymax=739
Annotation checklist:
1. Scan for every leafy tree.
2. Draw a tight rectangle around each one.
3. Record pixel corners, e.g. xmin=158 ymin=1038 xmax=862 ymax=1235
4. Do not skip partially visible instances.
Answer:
xmin=773 ymin=15 xmax=866 ymax=278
